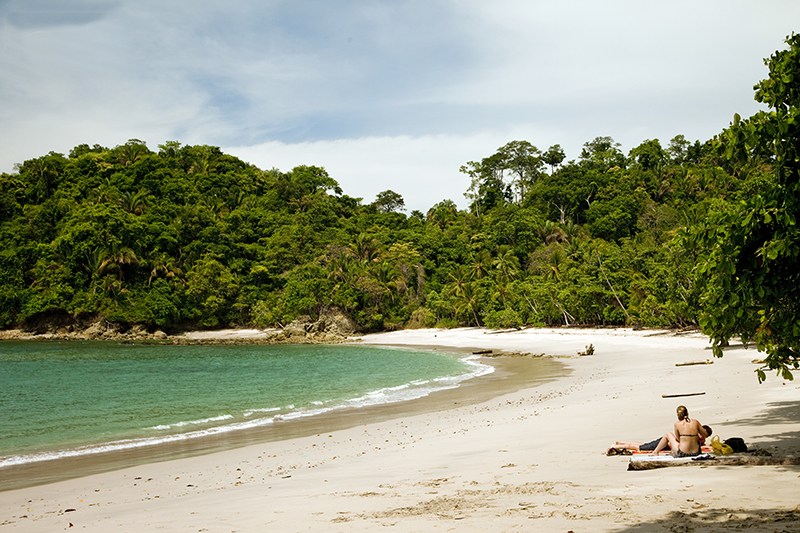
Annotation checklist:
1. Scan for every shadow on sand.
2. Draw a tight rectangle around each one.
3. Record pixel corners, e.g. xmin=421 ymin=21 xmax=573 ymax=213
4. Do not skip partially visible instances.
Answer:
xmin=612 ymin=507 xmax=800 ymax=533
xmin=726 ymin=400 xmax=800 ymax=453
xmin=734 ymin=400 xmax=800 ymax=426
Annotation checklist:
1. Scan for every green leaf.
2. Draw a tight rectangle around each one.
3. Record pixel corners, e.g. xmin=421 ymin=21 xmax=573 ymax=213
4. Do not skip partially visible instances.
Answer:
xmin=767 ymin=247 xmax=779 ymax=260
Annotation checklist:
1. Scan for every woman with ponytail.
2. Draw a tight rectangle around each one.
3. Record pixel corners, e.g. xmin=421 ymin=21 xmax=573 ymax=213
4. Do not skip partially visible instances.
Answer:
xmin=652 ymin=405 xmax=709 ymax=457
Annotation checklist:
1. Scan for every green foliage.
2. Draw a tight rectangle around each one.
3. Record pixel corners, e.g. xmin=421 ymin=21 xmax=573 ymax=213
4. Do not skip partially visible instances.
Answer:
xmin=185 ymin=253 xmax=240 ymax=327
xmin=372 ymin=190 xmax=406 ymax=213
xmin=542 ymin=144 xmax=566 ymax=174
xmin=127 ymin=279 xmax=182 ymax=326
xmin=628 ymin=139 xmax=666 ymax=172
xmin=579 ymin=136 xmax=626 ymax=172
xmin=0 ymin=130 xmax=726 ymax=337
xmin=461 ymin=141 xmax=544 ymax=213
xmin=483 ymin=307 xmax=523 ymax=329
xmin=681 ymin=33 xmax=800 ymax=381
xmin=0 ymin=129 xmax=707 ymax=335
xmin=280 ymin=264 xmax=332 ymax=322
xmin=406 ymin=306 xmax=437 ymax=329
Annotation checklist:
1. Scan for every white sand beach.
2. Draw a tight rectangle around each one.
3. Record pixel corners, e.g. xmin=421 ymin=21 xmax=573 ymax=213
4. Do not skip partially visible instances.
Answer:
xmin=1 ymin=327 xmax=798 ymax=531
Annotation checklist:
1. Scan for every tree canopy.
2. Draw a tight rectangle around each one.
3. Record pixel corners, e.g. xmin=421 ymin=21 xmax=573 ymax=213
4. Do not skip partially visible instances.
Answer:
xmin=1 ymin=133 xmax=712 ymax=336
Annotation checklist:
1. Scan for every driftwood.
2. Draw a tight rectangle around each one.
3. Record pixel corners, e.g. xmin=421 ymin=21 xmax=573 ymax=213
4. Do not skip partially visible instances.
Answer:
xmin=485 ymin=328 xmax=521 ymax=335
xmin=472 ymin=349 xmax=493 ymax=355
xmin=661 ymin=392 xmax=705 ymax=398
xmin=675 ymin=360 xmax=714 ymax=366
xmin=577 ymin=343 xmax=595 ymax=356
xmin=628 ymin=455 xmax=800 ymax=471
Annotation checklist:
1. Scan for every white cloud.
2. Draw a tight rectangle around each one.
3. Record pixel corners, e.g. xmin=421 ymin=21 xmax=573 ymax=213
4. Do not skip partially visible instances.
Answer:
xmin=226 ymin=126 xmax=569 ymax=214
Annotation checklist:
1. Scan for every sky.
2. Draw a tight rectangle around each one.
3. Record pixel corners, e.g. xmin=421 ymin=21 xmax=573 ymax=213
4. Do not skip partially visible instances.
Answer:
xmin=1 ymin=1 xmax=798 ymax=213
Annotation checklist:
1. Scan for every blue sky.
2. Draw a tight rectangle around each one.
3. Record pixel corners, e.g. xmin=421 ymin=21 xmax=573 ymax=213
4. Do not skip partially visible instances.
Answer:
xmin=1 ymin=1 xmax=798 ymax=212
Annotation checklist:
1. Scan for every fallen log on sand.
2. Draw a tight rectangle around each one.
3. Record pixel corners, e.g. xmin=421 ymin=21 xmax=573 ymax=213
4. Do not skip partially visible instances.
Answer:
xmin=675 ymin=360 xmax=714 ymax=366
xmin=628 ymin=455 xmax=800 ymax=471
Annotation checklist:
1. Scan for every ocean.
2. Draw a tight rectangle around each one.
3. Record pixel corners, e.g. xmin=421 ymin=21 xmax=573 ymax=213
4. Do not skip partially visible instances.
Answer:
xmin=0 ymin=341 xmax=491 ymax=474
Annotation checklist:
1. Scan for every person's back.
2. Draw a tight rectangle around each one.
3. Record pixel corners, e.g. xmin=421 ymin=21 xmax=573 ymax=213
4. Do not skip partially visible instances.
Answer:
xmin=674 ymin=416 xmax=703 ymax=455
xmin=653 ymin=405 xmax=709 ymax=457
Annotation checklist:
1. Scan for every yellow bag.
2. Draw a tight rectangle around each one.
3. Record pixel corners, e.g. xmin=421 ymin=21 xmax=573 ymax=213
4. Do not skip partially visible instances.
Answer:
xmin=711 ymin=435 xmax=734 ymax=455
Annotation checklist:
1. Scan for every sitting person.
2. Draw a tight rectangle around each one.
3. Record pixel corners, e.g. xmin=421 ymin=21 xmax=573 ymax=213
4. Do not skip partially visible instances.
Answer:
xmin=652 ymin=405 xmax=709 ymax=457
xmin=610 ymin=424 xmax=711 ymax=454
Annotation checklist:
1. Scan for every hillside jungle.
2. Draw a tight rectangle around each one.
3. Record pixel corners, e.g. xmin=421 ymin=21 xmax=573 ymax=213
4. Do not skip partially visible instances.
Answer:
xmin=0 ymin=132 xmax=750 ymax=335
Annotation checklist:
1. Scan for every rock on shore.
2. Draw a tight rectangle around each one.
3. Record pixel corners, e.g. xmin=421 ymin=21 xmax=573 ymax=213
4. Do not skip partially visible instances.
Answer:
xmin=0 ymin=307 xmax=361 ymax=344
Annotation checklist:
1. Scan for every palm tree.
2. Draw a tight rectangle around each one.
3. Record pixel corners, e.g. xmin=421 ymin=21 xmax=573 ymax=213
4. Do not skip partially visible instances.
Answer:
xmin=468 ymin=250 xmax=491 ymax=281
xmin=493 ymin=249 xmax=519 ymax=285
xmin=199 ymin=196 xmax=228 ymax=219
xmin=147 ymin=253 xmax=184 ymax=286
xmin=547 ymin=247 xmax=566 ymax=282
xmin=446 ymin=264 xmax=471 ymax=299
xmin=349 ymin=234 xmax=381 ymax=263
xmin=538 ymin=220 xmax=567 ymax=245
xmin=547 ymin=287 xmax=575 ymax=326
xmin=426 ymin=200 xmax=457 ymax=229
xmin=373 ymin=260 xmax=400 ymax=303
xmin=83 ymin=248 xmax=113 ymax=294
xmin=92 ymin=178 xmax=119 ymax=203
xmin=453 ymin=282 xmax=481 ymax=326
xmin=101 ymin=274 xmax=125 ymax=298
xmin=327 ymin=253 xmax=355 ymax=286
xmin=117 ymin=140 xmax=147 ymax=166
xmin=100 ymin=244 xmax=140 ymax=282
xmin=120 ymin=190 xmax=149 ymax=214
xmin=190 ymin=156 xmax=216 ymax=176
xmin=25 ymin=156 xmax=58 ymax=201
xmin=490 ymin=249 xmax=519 ymax=307
xmin=562 ymin=221 xmax=585 ymax=243
xmin=0 ymin=175 xmax=25 ymax=197
xmin=596 ymin=250 xmax=631 ymax=323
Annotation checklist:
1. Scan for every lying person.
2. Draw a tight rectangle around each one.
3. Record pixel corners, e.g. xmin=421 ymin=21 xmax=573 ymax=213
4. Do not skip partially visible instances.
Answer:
xmin=609 ymin=424 xmax=712 ymax=454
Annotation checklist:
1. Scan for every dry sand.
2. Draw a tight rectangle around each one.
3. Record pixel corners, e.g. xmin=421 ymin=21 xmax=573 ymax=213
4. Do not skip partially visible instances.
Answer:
xmin=1 ymin=327 xmax=798 ymax=532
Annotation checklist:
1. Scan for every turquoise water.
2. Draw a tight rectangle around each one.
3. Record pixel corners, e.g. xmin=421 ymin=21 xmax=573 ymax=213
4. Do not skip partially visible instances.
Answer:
xmin=0 ymin=342 xmax=490 ymax=467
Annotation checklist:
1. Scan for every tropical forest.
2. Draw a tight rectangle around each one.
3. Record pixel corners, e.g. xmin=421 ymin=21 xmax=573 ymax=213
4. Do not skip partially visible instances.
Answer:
xmin=1 ymin=34 xmax=798 ymax=380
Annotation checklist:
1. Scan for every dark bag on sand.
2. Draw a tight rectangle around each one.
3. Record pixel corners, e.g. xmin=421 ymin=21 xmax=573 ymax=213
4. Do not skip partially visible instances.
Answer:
xmin=724 ymin=437 xmax=748 ymax=453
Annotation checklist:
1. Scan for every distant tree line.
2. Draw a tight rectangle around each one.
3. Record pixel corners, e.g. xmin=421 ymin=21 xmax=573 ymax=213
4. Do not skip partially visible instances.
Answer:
xmin=0 ymin=132 xmax=722 ymax=333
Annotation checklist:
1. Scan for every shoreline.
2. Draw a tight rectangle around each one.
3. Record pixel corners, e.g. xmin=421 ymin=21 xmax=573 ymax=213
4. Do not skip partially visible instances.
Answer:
xmin=0 ymin=347 xmax=565 ymax=492
xmin=2 ymin=327 xmax=799 ymax=531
